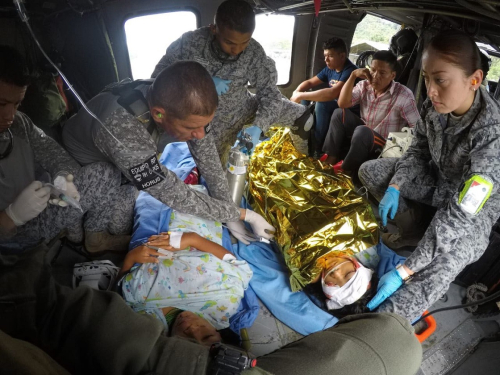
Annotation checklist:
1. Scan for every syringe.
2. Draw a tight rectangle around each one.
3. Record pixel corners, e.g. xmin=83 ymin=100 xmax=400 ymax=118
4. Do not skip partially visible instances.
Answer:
xmin=44 ymin=183 xmax=83 ymax=212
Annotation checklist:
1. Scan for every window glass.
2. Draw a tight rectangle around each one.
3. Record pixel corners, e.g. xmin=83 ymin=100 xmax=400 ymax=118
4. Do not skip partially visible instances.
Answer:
xmin=125 ymin=11 xmax=197 ymax=79
xmin=252 ymin=14 xmax=295 ymax=85
xmin=476 ymin=43 xmax=500 ymax=85
xmin=349 ymin=14 xmax=400 ymax=65
xmin=487 ymin=55 xmax=500 ymax=83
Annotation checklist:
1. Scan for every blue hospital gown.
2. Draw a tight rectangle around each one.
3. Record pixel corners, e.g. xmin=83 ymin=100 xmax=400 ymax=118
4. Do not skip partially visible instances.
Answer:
xmin=121 ymin=209 xmax=253 ymax=330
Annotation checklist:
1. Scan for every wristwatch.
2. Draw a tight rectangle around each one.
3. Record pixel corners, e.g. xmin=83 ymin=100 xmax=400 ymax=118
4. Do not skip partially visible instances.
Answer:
xmin=396 ymin=264 xmax=411 ymax=282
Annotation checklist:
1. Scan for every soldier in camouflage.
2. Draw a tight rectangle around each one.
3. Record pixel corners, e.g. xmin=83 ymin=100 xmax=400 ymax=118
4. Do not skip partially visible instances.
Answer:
xmin=358 ymin=31 xmax=500 ymax=321
xmin=0 ymin=46 xmax=134 ymax=252
xmin=63 ymin=60 xmax=275 ymax=244
xmin=151 ymin=0 xmax=311 ymax=163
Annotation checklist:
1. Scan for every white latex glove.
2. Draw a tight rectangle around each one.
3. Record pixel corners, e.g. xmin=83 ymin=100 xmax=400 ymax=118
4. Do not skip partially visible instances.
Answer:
xmin=50 ymin=174 xmax=80 ymax=207
xmin=244 ymin=209 xmax=275 ymax=240
xmin=5 ymin=181 xmax=51 ymax=226
xmin=226 ymin=221 xmax=256 ymax=245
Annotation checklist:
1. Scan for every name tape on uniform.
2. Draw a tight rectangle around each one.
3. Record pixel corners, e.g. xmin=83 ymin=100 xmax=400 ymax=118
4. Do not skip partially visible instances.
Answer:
xmin=458 ymin=175 xmax=493 ymax=215
xmin=129 ymin=155 xmax=165 ymax=190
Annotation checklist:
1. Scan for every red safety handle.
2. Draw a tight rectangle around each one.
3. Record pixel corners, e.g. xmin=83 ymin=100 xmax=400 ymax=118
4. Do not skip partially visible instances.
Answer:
xmin=415 ymin=310 xmax=437 ymax=343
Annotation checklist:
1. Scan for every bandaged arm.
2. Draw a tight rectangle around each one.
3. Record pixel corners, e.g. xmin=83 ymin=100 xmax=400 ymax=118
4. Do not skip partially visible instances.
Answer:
xmin=172 ymin=232 xmax=232 ymax=260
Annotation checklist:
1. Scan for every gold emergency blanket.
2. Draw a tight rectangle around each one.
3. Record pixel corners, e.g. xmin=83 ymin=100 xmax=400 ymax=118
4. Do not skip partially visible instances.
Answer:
xmin=248 ymin=128 xmax=379 ymax=291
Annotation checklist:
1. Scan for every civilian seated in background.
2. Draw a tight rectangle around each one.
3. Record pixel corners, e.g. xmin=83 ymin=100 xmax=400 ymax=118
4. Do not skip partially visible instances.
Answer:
xmin=118 ymin=205 xmax=252 ymax=346
xmin=291 ymin=37 xmax=357 ymax=157
xmin=321 ymin=50 xmax=420 ymax=175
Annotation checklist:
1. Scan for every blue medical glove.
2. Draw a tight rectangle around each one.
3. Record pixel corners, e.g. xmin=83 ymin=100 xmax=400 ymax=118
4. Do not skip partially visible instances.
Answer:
xmin=244 ymin=125 xmax=263 ymax=154
xmin=212 ymin=76 xmax=232 ymax=95
xmin=366 ymin=268 xmax=403 ymax=311
xmin=378 ymin=186 xmax=400 ymax=226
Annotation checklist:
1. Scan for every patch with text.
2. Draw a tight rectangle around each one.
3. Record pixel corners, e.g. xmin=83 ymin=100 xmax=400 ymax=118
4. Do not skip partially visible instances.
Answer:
xmin=128 ymin=155 xmax=165 ymax=190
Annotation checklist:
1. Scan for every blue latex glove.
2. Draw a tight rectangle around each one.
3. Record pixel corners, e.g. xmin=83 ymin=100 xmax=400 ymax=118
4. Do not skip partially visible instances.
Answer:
xmin=212 ymin=76 xmax=232 ymax=95
xmin=244 ymin=125 xmax=262 ymax=154
xmin=378 ymin=186 xmax=400 ymax=226
xmin=366 ymin=268 xmax=403 ymax=311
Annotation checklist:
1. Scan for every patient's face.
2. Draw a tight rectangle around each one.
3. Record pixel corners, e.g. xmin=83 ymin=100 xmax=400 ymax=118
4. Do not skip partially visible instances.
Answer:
xmin=324 ymin=259 xmax=357 ymax=288
xmin=171 ymin=311 xmax=221 ymax=346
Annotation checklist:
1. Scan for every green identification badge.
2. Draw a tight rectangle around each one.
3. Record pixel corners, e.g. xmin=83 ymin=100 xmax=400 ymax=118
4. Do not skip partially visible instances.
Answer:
xmin=458 ymin=175 xmax=493 ymax=215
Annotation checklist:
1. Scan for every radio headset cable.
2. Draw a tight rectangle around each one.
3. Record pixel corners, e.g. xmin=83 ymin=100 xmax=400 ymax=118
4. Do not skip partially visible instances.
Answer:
xmin=412 ymin=288 xmax=500 ymax=325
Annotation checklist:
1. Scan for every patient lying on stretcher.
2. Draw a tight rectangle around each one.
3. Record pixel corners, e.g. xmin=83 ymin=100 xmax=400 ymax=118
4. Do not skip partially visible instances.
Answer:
xmin=117 ymin=208 xmax=253 ymax=347
xmin=308 ymin=244 xmax=403 ymax=318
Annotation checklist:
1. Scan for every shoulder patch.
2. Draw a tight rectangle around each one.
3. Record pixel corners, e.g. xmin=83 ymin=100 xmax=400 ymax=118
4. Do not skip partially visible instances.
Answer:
xmin=458 ymin=175 xmax=493 ymax=215
xmin=128 ymin=154 xmax=166 ymax=190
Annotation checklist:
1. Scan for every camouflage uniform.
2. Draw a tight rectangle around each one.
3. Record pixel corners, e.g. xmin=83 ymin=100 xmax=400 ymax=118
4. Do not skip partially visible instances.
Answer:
xmin=359 ymin=87 xmax=500 ymax=321
xmin=151 ymin=27 xmax=307 ymax=163
xmin=62 ymin=86 xmax=241 ymax=223
xmin=0 ymin=112 xmax=134 ymax=249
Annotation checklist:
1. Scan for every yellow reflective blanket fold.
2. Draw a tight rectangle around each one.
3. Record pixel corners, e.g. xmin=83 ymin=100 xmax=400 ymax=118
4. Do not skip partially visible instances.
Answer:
xmin=248 ymin=128 xmax=379 ymax=291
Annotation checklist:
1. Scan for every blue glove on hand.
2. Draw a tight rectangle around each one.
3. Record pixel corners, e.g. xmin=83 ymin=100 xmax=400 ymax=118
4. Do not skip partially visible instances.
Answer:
xmin=378 ymin=186 xmax=400 ymax=226
xmin=244 ymin=125 xmax=262 ymax=154
xmin=366 ymin=268 xmax=403 ymax=311
xmin=212 ymin=76 xmax=232 ymax=95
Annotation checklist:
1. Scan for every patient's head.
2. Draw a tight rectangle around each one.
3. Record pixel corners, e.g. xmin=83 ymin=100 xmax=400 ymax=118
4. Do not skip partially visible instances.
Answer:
xmin=170 ymin=310 xmax=222 ymax=346
xmin=319 ymin=255 xmax=374 ymax=311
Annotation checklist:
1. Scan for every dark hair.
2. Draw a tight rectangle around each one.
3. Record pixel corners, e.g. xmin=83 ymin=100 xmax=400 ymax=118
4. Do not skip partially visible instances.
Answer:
xmin=304 ymin=273 xmax=379 ymax=319
xmin=322 ymin=37 xmax=347 ymax=55
xmin=372 ymin=50 xmax=397 ymax=72
xmin=150 ymin=61 xmax=218 ymax=120
xmin=331 ymin=275 xmax=379 ymax=319
xmin=215 ymin=0 xmax=255 ymax=34
xmin=0 ymin=45 xmax=30 ymax=87
xmin=426 ymin=30 xmax=483 ymax=77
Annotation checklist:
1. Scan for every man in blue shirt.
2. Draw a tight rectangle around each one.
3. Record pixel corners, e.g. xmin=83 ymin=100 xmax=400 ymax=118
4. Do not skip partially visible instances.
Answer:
xmin=291 ymin=38 xmax=357 ymax=156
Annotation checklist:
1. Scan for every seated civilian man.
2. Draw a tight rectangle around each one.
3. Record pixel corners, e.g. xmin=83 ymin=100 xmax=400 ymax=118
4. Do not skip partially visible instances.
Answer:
xmin=321 ymin=50 xmax=420 ymax=175
xmin=291 ymin=37 xmax=357 ymax=157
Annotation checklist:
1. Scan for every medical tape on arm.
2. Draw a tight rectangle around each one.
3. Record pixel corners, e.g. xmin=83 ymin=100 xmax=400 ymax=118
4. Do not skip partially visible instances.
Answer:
xmin=169 ymin=231 xmax=183 ymax=249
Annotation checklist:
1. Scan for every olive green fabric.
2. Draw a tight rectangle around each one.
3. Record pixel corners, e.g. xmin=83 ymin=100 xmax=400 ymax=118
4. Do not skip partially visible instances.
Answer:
xmin=247 ymin=313 xmax=422 ymax=375
xmin=0 ymin=244 xmax=421 ymax=375
xmin=0 ymin=329 xmax=70 ymax=375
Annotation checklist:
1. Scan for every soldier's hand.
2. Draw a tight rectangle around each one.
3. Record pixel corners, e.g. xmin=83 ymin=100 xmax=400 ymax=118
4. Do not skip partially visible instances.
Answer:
xmin=5 ymin=181 xmax=51 ymax=226
xmin=212 ymin=76 xmax=232 ymax=95
xmin=378 ymin=186 xmax=400 ymax=226
xmin=366 ymin=268 xmax=403 ymax=310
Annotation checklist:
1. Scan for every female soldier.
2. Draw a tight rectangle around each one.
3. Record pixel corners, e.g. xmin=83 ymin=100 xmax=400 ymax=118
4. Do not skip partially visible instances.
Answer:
xmin=358 ymin=30 xmax=500 ymax=321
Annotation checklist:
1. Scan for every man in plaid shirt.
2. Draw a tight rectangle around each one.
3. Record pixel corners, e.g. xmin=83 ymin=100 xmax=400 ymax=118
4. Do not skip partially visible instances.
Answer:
xmin=321 ymin=51 xmax=420 ymax=174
